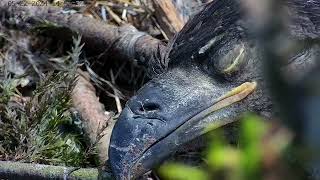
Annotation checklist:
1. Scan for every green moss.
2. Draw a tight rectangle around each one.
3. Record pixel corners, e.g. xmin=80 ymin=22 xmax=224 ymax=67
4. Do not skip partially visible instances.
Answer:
xmin=0 ymin=161 xmax=100 ymax=179
xmin=71 ymin=168 xmax=99 ymax=179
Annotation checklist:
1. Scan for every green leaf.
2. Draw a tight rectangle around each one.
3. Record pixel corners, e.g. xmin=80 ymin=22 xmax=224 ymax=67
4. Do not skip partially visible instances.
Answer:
xmin=240 ymin=114 xmax=267 ymax=180
xmin=159 ymin=163 xmax=209 ymax=180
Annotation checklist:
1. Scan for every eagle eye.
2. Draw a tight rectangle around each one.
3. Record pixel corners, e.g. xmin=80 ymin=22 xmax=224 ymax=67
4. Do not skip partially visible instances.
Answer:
xmin=214 ymin=43 xmax=247 ymax=77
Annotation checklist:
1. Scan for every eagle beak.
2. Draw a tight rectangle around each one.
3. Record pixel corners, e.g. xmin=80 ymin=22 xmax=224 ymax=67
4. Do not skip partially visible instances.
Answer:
xmin=109 ymin=81 xmax=257 ymax=179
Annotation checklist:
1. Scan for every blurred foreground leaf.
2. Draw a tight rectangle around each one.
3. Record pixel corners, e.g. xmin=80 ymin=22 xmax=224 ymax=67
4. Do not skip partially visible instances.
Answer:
xmin=159 ymin=163 xmax=209 ymax=180
xmin=160 ymin=114 xmax=293 ymax=180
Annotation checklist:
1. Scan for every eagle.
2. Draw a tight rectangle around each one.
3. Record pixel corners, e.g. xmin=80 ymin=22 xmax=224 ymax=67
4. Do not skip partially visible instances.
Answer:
xmin=108 ymin=0 xmax=320 ymax=179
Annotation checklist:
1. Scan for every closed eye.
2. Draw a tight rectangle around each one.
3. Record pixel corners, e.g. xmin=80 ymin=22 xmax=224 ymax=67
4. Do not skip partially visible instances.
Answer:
xmin=222 ymin=44 xmax=246 ymax=74
xmin=212 ymin=42 xmax=247 ymax=78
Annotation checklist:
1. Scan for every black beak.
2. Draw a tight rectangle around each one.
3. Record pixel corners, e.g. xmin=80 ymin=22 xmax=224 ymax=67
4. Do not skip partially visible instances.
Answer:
xmin=108 ymin=69 xmax=257 ymax=179
xmin=109 ymin=107 xmax=180 ymax=179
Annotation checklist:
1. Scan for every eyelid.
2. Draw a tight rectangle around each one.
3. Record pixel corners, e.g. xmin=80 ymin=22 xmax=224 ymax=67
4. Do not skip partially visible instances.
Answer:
xmin=223 ymin=46 xmax=245 ymax=74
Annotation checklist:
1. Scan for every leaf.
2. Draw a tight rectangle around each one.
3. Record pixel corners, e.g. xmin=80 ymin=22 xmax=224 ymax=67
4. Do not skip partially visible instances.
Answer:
xmin=159 ymin=163 xmax=209 ymax=180
xmin=240 ymin=114 xmax=267 ymax=179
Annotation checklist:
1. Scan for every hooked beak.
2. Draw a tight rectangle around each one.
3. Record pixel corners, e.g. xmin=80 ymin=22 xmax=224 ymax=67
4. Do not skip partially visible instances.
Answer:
xmin=109 ymin=81 xmax=257 ymax=179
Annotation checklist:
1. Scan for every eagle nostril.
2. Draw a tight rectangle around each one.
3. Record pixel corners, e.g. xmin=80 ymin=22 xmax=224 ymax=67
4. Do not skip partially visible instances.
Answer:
xmin=139 ymin=102 xmax=161 ymax=113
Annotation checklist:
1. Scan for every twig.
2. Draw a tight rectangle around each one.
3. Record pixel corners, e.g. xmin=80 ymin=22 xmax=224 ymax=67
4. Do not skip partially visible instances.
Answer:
xmin=105 ymin=5 xmax=124 ymax=25
xmin=110 ymin=69 xmax=122 ymax=114
xmin=84 ymin=61 xmax=124 ymax=99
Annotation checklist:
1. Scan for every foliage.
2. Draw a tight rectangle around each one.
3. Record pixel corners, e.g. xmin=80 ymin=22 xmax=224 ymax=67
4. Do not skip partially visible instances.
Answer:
xmin=159 ymin=163 xmax=209 ymax=180
xmin=159 ymin=114 xmax=292 ymax=180
xmin=0 ymin=36 xmax=98 ymax=167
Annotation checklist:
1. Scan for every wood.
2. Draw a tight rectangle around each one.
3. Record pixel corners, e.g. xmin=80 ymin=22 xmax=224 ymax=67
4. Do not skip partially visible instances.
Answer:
xmin=0 ymin=161 xmax=113 ymax=180
xmin=151 ymin=0 xmax=212 ymax=38
xmin=72 ymin=70 xmax=114 ymax=164
xmin=152 ymin=0 xmax=185 ymax=38
xmin=0 ymin=0 xmax=167 ymax=72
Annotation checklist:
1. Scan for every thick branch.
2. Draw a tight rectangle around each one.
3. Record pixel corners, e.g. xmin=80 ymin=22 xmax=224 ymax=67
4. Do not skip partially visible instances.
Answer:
xmin=0 ymin=161 xmax=112 ymax=180
xmin=72 ymin=70 xmax=115 ymax=164
xmin=0 ymin=0 xmax=167 ymax=70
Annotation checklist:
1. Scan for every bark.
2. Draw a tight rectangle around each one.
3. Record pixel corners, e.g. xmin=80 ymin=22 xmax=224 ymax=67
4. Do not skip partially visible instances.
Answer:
xmin=151 ymin=0 xmax=211 ymax=38
xmin=152 ymin=0 xmax=185 ymax=38
xmin=72 ymin=70 xmax=115 ymax=164
xmin=0 ymin=0 xmax=167 ymax=70
xmin=0 ymin=161 xmax=112 ymax=180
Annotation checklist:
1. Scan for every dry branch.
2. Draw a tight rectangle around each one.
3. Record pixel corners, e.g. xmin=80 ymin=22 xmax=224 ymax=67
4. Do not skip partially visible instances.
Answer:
xmin=0 ymin=0 xmax=167 ymax=69
xmin=152 ymin=0 xmax=185 ymax=38
xmin=0 ymin=161 xmax=112 ymax=180
xmin=72 ymin=70 xmax=115 ymax=164
xmin=151 ymin=0 xmax=212 ymax=38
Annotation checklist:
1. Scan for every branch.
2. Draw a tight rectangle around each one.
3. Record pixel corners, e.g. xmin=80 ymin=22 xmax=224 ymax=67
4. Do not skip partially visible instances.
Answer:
xmin=0 ymin=161 xmax=112 ymax=180
xmin=152 ymin=0 xmax=185 ymax=38
xmin=151 ymin=0 xmax=210 ymax=39
xmin=72 ymin=70 xmax=115 ymax=164
xmin=0 ymin=0 xmax=167 ymax=70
